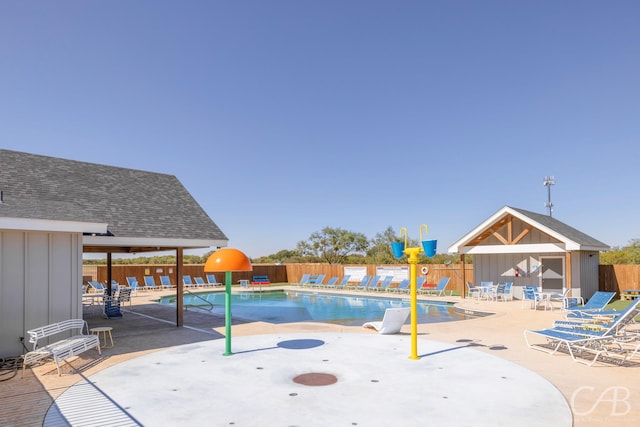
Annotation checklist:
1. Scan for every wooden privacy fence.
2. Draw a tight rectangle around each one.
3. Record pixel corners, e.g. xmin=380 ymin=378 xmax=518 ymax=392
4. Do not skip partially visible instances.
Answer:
xmin=87 ymin=264 xmax=640 ymax=296
xmin=91 ymin=263 xmax=473 ymax=295
xmin=284 ymin=263 xmax=473 ymax=294
xmin=599 ymin=265 xmax=640 ymax=294
xmin=92 ymin=264 xmax=289 ymax=288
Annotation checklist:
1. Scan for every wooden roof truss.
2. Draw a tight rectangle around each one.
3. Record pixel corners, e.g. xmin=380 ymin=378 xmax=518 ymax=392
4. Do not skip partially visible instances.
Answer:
xmin=469 ymin=214 xmax=533 ymax=246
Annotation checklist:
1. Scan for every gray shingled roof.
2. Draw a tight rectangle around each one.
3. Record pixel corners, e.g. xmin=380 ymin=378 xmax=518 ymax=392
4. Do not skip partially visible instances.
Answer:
xmin=509 ymin=206 xmax=608 ymax=248
xmin=0 ymin=149 xmax=227 ymax=248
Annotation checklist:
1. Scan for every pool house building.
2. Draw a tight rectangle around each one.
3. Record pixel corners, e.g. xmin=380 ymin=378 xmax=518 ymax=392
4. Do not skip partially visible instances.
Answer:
xmin=0 ymin=149 xmax=228 ymax=358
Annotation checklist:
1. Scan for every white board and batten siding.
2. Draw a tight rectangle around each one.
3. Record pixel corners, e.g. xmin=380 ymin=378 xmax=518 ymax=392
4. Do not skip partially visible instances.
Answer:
xmin=0 ymin=230 xmax=84 ymax=358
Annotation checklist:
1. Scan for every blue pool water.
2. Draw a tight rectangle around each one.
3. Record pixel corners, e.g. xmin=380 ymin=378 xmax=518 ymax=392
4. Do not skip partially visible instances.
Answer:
xmin=157 ymin=290 xmax=472 ymax=326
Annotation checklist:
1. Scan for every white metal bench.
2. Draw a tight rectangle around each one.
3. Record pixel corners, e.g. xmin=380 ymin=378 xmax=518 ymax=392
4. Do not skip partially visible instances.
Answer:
xmin=23 ymin=319 xmax=101 ymax=377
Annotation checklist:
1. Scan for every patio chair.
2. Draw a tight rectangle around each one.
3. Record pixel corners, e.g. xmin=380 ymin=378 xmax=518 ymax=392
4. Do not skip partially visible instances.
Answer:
xmin=524 ymin=298 xmax=640 ymax=366
xmin=143 ymin=275 xmax=160 ymax=291
xmin=564 ymin=291 xmax=616 ymax=318
xmin=362 ymin=307 xmax=411 ymax=334
xmin=548 ymin=288 xmax=571 ymax=309
xmin=117 ymin=286 xmax=132 ymax=307
xmin=496 ymin=282 xmax=513 ymax=301
xmin=521 ymin=286 xmax=551 ymax=310
xmin=420 ymin=277 xmax=451 ymax=296
xmin=466 ymin=282 xmax=482 ymax=300
xmin=103 ymin=295 xmax=124 ymax=319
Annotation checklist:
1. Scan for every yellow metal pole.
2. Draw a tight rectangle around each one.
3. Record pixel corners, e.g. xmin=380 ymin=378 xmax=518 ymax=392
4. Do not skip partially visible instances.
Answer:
xmin=405 ymin=247 xmax=421 ymax=360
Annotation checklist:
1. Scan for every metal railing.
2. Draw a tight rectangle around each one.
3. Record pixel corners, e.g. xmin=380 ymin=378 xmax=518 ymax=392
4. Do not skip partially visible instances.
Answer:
xmin=184 ymin=289 xmax=214 ymax=312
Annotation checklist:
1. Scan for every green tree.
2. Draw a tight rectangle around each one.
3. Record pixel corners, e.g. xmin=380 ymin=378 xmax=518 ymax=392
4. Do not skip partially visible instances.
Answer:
xmin=253 ymin=249 xmax=306 ymax=264
xmin=297 ymin=227 xmax=369 ymax=264
xmin=600 ymin=239 xmax=640 ymax=264
xmin=366 ymin=226 xmax=402 ymax=264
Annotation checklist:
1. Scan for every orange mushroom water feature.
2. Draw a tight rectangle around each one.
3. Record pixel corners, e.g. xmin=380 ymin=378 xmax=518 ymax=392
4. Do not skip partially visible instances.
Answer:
xmin=204 ymin=248 xmax=253 ymax=355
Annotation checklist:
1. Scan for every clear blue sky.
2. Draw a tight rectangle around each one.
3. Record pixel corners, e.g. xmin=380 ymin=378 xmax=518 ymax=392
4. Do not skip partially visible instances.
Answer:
xmin=2 ymin=1 xmax=639 ymax=258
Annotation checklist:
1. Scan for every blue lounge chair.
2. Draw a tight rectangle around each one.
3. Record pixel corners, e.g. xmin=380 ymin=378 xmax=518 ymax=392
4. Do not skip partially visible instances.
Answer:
xmin=524 ymin=298 xmax=640 ymax=366
xmin=192 ymin=277 xmax=207 ymax=287
xmin=159 ymin=275 xmax=175 ymax=289
xmin=183 ymin=276 xmax=198 ymax=288
xmin=321 ymin=276 xmax=339 ymax=288
xmin=333 ymin=275 xmax=351 ymax=289
xmin=205 ymin=274 xmax=222 ymax=286
xmin=366 ymin=276 xmax=382 ymax=291
xmin=125 ymin=277 xmax=139 ymax=294
xmin=564 ymin=291 xmax=616 ymax=318
xmin=420 ymin=277 xmax=452 ymax=296
xmin=309 ymin=274 xmax=326 ymax=288
xmin=88 ymin=281 xmax=106 ymax=294
xmin=373 ymin=276 xmax=394 ymax=292
xmin=296 ymin=274 xmax=311 ymax=286
xmin=351 ymin=275 xmax=371 ymax=291
xmin=390 ymin=279 xmax=410 ymax=293
xmin=143 ymin=276 xmax=160 ymax=291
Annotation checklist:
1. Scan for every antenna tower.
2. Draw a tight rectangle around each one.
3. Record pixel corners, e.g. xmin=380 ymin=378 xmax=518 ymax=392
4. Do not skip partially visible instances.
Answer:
xmin=543 ymin=176 xmax=555 ymax=217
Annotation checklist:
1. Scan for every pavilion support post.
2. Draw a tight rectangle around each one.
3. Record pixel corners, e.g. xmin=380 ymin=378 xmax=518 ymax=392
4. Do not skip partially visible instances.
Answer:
xmin=461 ymin=254 xmax=466 ymax=298
xmin=565 ymin=251 xmax=572 ymax=292
xmin=176 ymin=248 xmax=184 ymax=327
xmin=107 ymin=252 xmax=113 ymax=295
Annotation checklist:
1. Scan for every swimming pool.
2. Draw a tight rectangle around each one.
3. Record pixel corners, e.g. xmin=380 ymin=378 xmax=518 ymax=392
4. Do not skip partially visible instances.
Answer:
xmin=157 ymin=290 xmax=472 ymax=326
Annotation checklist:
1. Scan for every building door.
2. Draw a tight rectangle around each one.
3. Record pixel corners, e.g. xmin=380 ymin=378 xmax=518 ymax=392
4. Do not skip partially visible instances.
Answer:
xmin=540 ymin=257 xmax=564 ymax=290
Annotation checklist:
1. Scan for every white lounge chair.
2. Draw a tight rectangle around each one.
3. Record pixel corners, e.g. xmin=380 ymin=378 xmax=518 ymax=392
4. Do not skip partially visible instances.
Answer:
xmin=362 ymin=307 xmax=411 ymax=335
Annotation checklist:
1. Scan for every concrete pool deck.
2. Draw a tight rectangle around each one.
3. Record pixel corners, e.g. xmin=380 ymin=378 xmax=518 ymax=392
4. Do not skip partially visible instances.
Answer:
xmin=4 ymin=287 xmax=639 ymax=426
